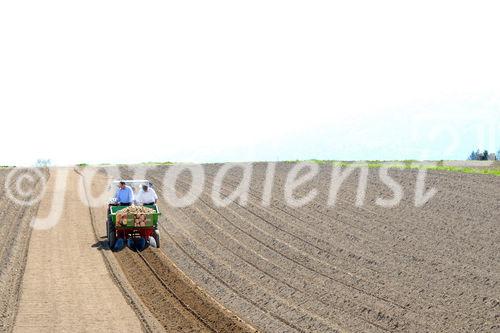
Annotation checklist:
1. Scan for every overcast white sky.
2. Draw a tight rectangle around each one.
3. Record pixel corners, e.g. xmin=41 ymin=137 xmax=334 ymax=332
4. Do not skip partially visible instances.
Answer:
xmin=1 ymin=1 xmax=499 ymax=166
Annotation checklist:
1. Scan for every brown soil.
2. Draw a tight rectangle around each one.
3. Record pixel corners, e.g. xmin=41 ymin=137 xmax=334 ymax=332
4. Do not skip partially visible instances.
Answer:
xmin=0 ymin=168 xmax=48 ymax=332
xmin=139 ymin=163 xmax=500 ymax=333
xmin=3 ymin=163 xmax=498 ymax=333
xmin=114 ymin=248 xmax=256 ymax=332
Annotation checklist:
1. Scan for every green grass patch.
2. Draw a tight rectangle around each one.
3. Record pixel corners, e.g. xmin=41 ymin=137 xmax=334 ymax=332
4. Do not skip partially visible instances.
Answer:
xmin=323 ymin=161 xmax=500 ymax=176
xmin=77 ymin=161 xmax=175 ymax=167
xmin=424 ymin=165 xmax=500 ymax=176
xmin=140 ymin=161 xmax=175 ymax=166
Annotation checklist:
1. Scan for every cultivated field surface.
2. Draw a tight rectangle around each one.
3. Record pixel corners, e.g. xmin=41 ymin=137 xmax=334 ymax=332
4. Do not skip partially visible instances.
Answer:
xmin=0 ymin=168 xmax=48 ymax=332
xmin=136 ymin=163 xmax=499 ymax=333
xmin=13 ymin=169 xmax=145 ymax=332
xmin=0 ymin=163 xmax=498 ymax=333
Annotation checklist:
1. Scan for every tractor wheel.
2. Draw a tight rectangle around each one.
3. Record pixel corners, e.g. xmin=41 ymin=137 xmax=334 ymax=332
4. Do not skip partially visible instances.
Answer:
xmin=153 ymin=229 xmax=160 ymax=248
xmin=108 ymin=220 xmax=116 ymax=250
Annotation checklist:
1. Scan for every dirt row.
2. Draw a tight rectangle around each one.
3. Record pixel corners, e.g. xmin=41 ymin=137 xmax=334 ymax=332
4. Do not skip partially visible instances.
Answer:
xmin=136 ymin=163 xmax=500 ymax=333
xmin=12 ymin=169 xmax=149 ymax=332
xmin=0 ymin=168 xmax=48 ymax=332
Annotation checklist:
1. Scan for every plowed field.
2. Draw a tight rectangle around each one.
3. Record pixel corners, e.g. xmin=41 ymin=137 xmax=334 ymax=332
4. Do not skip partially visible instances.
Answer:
xmin=139 ymin=163 xmax=499 ymax=333
xmin=1 ymin=163 xmax=499 ymax=333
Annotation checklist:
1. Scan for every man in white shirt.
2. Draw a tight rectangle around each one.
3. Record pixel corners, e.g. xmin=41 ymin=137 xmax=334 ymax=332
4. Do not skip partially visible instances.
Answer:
xmin=135 ymin=184 xmax=158 ymax=205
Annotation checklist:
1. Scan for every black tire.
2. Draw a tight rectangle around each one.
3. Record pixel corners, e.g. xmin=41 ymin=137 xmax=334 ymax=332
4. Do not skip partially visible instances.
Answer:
xmin=153 ymin=229 xmax=160 ymax=248
xmin=108 ymin=219 xmax=116 ymax=250
xmin=106 ymin=218 xmax=109 ymax=238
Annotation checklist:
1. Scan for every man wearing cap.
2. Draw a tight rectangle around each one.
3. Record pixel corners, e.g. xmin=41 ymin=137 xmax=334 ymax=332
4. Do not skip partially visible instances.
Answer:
xmin=115 ymin=181 xmax=134 ymax=206
xmin=135 ymin=184 xmax=158 ymax=206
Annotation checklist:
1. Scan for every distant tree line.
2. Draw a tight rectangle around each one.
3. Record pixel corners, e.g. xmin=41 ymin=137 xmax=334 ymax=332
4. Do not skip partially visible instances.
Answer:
xmin=468 ymin=149 xmax=499 ymax=161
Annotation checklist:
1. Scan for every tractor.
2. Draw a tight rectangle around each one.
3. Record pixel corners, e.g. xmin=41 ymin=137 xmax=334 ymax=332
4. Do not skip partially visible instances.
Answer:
xmin=106 ymin=180 xmax=161 ymax=251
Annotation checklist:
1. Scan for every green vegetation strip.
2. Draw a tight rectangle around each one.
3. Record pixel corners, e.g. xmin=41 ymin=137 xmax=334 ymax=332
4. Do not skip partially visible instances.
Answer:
xmin=305 ymin=160 xmax=500 ymax=176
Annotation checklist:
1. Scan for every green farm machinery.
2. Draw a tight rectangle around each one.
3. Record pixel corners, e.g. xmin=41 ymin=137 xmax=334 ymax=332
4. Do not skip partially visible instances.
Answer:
xmin=106 ymin=180 xmax=161 ymax=251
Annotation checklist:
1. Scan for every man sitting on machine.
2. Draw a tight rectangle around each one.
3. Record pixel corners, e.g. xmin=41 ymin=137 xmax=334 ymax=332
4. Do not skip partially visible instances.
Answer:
xmin=115 ymin=181 xmax=134 ymax=206
xmin=135 ymin=184 xmax=158 ymax=206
